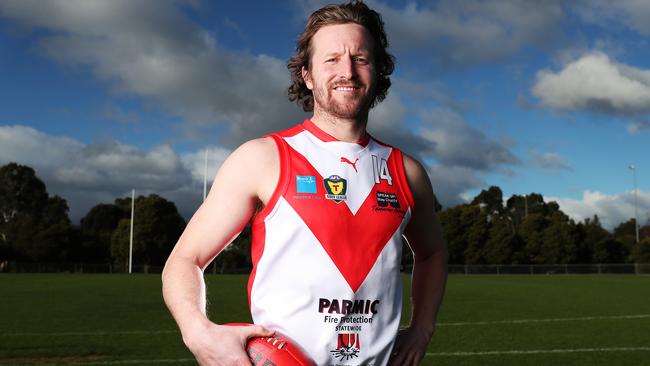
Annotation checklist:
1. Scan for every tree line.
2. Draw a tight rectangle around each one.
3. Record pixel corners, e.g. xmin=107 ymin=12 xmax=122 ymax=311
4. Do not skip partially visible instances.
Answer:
xmin=0 ymin=163 xmax=186 ymax=269
xmin=1 ymin=163 xmax=649 ymax=270
xmin=438 ymin=186 xmax=649 ymax=265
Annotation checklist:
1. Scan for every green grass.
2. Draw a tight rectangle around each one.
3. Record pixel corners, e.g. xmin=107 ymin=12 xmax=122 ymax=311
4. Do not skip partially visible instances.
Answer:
xmin=1 ymin=274 xmax=649 ymax=365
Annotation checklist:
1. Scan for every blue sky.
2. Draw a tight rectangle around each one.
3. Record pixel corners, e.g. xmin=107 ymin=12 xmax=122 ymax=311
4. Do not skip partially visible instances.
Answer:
xmin=0 ymin=0 xmax=649 ymax=229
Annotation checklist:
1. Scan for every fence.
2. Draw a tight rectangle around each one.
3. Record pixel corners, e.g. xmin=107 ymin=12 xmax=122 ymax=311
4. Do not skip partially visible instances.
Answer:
xmin=2 ymin=262 xmax=649 ymax=274
xmin=0 ymin=262 xmax=164 ymax=274
xmin=447 ymin=263 xmax=650 ymax=275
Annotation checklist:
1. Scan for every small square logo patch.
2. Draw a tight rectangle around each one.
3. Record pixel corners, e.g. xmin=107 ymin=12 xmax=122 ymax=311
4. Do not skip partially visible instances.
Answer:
xmin=296 ymin=175 xmax=317 ymax=193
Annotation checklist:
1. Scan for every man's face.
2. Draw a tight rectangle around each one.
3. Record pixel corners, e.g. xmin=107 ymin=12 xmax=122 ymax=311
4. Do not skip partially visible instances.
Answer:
xmin=302 ymin=23 xmax=377 ymax=120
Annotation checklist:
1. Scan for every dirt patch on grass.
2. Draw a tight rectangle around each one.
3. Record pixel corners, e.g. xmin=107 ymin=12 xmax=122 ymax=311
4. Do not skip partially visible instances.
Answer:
xmin=0 ymin=355 xmax=108 ymax=364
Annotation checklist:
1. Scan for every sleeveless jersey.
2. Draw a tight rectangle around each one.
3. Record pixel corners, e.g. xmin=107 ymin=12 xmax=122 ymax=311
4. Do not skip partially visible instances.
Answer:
xmin=248 ymin=120 xmax=414 ymax=366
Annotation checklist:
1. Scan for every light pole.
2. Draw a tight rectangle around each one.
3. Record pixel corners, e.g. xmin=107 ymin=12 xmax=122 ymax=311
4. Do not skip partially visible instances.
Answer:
xmin=629 ymin=165 xmax=639 ymax=244
xmin=129 ymin=188 xmax=135 ymax=274
xmin=203 ymin=149 xmax=208 ymax=202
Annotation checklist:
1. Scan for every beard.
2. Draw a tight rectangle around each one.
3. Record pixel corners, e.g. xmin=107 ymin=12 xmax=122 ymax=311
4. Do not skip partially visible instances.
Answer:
xmin=312 ymin=79 xmax=375 ymax=119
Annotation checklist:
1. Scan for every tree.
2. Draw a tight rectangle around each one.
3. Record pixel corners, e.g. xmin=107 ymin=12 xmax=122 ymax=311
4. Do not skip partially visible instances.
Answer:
xmin=592 ymin=238 xmax=628 ymax=264
xmin=78 ymin=204 xmax=129 ymax=263
xmin=0 ymin=163 xmax=75 ymax=262
xmin=631 ymin=237 xmax=650 ymax=264
xmin=211 ymin=225 xmax=253 ymax=273
xmin=519 ymin=213 xmax=547 ymax=264
xmin=0 ymin=163 xmax=48 ymax=221
xmin=506 ymin=193 xmax=547 ymax=230
xmin=462 ymin=205 xmax=489 ymax=264
xmin=540 ymin=211 xmax=576 ymax=264
xmin=577 ymin=216 xmax=610 ymax=263
xmin=110 ymin=194 xmax=186 ymax=268
xmin=613 ymin=218 xmax=638 ymax=254
xmin=29 ymin=196 xmax=77 ymax=262
xmin=471 ymin=186 xmax=504 ymax=215
xmin=438 ymin=205 xmax=467 ymax=264
xmin=483 ymin=216 xmax=523 ymax=264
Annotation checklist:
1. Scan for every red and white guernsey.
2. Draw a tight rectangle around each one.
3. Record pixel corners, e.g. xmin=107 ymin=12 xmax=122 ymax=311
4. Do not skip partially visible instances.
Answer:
xmin=248 ymin=120 xmax=414 ymax=366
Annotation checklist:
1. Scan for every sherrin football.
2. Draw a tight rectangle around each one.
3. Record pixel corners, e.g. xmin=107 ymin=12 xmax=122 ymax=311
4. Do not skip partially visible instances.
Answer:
xmin=225 ymin=323 xmax=315 ymax=366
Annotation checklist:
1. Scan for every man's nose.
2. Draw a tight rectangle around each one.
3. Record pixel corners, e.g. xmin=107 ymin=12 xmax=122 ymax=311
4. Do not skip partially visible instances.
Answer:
xmin=338 ymin=56 xmax=356 ymax=79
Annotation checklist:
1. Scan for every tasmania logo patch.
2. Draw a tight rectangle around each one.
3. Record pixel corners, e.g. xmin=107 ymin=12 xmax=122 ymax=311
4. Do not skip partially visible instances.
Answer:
xmin=330 ymin=333 xmax=360 ymax=361
xmin=324 ymin=175 xmax=347 ymax=203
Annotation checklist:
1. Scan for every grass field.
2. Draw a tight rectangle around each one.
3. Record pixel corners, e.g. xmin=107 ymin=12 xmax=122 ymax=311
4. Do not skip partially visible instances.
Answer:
xmin=1 ymin=274 xmax=649 ymax=365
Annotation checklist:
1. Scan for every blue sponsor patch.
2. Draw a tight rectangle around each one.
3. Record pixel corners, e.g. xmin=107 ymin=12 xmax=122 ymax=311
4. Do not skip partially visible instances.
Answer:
xmin=296 ymin=175 xmax=317 ymax=193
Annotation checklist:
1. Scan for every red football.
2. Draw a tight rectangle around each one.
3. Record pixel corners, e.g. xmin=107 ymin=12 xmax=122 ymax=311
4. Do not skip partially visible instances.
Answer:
xmin=225 ymin=323 xmax=315 ymax=366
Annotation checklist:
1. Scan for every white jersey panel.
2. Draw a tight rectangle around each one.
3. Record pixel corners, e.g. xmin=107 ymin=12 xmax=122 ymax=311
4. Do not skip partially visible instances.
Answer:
xmin=284 ymin=131 xmax=392 ymax=215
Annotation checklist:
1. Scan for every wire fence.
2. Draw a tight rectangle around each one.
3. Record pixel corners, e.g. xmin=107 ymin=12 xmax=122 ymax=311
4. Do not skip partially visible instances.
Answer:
xmin=447 ymin=263 xmax=650 ymax=275
xmin=2 ymin=262 xmax=650 ymax=274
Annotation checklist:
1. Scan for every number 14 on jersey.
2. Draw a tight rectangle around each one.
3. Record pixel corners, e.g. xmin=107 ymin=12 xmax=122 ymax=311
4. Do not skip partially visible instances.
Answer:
xmin=372 ymin=155 xmax=393 ymax=185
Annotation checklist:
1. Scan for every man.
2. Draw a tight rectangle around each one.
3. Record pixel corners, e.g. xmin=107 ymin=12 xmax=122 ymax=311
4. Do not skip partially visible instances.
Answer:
xmin=162 ymin=1 xmax=447 ymax=365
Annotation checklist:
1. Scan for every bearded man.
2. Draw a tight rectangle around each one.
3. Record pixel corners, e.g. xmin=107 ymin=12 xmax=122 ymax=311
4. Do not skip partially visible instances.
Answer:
xmin=162 ymin=2 xmax=448 ymax=365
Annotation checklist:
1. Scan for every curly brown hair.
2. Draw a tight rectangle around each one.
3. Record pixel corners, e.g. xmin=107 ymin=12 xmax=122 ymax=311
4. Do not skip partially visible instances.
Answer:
xmin=287 ymin=1 xmax=395 ymax=112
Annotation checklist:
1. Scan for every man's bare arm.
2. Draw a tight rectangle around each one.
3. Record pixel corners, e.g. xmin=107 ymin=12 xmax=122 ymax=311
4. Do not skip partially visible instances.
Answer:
xmin=162 ymin=137 xmax=278 ymax=366
xmin=389 ymin=154 xmax=448 ymax=366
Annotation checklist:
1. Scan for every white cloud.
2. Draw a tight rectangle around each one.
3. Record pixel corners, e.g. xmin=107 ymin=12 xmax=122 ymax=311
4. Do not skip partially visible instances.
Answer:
xmin=419 ymin=108 xmax=520 ymax=171
xmin=626 ymin=120 xmax=650 ymax=135
xmin=548 ymin=190 xmax=650 ymax=230
xmin=368 ymin=95 xmax=520 ymax=207
xmin=291 ymin=0 xmax=565 ymax=68
xmin=532 ymin=52 xmax=650 ymax=115
xmin=428 ymin=164 xmax=484 ymax=206
xmin=373 ymin=0 xmax=564 ymax=68
xmin=530 ymin=151 xmax=572 ymax=171
xmin=575 ymin=0 xmax=650 ymax=36
xmin=0 ymin=125 xmax=227 ymax=221
xmin=180 ymin=147 xmax=232 ymax=186
xmin=0 ymin=0 xmax=524 ymax=211
xmin=0 ymin=0 xmax=306 ymax=145
xmin=367 ymin=93 xmax=433 ymax=160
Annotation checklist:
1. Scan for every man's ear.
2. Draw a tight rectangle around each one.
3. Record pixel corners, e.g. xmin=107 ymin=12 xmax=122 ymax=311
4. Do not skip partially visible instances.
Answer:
xmin=302 ymin=66 xmax=313 ymax=90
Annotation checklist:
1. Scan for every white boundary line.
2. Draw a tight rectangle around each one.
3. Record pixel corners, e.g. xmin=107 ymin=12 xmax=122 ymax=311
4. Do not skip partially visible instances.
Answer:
xmin=2 ymin=314 xmax=649 ymax=337
xmin=27 ymin=347 xmax=650 ymax=364
xmin=68 ymin=359 xmax=195 ymax=365
xmin=437 ymin=314 xmax=650 ymax=326
xmin=5 ymin=348 xmax=649 ymax=365
xmin=426 ymin=346 xmax=650 ymax=357
xmin=0 ymin=330 xmax=178 ymax=337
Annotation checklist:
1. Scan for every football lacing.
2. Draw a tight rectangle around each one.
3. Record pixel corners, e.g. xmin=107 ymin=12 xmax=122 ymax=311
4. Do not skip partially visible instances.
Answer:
xmin=263 ymin=337 xmax=286 ymax=349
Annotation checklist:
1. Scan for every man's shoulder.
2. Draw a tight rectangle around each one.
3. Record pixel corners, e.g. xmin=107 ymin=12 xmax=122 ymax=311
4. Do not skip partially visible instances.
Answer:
xmin=220 ymin=137 xmax=279 ymax=177
xmin=230 ymin=136 xmax=278 ymax=160
xmin=401 ymin=152 xmax=425 ymax=177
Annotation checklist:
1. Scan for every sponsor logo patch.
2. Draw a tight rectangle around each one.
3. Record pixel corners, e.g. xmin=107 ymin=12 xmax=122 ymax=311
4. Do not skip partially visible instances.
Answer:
xmin=296 ymin=175 xmax=317 ymax=193
xmin=376 ymin=191 xmax=400 ymax=208
xmin=330 ymin=333 xmax=361 ymax=361
xmin=324 ymin=175 xmax=347 ymax=203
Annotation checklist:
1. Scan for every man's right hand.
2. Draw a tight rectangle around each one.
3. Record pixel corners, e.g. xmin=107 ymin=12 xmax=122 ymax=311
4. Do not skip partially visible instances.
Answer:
xmin=183 ymin=322 xmax=275 ymax=366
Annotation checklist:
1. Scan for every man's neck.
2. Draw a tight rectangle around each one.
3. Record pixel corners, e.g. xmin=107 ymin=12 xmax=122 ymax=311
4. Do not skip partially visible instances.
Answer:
xmin=310 ymin=109 xmax=368 ymax=143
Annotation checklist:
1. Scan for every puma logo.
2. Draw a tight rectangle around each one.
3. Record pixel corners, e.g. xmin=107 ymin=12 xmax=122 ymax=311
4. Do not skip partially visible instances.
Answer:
xmin=340 ymin=157 xmax=359 ymax=172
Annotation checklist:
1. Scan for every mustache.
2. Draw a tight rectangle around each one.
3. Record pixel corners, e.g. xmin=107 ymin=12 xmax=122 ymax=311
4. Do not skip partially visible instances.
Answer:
xmin=330 ymin=81 xmax=363 ymax=88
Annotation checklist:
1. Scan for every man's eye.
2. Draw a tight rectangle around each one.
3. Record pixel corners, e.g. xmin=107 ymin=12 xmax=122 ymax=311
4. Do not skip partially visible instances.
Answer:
xmin=354 ymin=57 xmax=368 ymax=64
xmin=325 ymin=58 xmax=336 ymax=63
